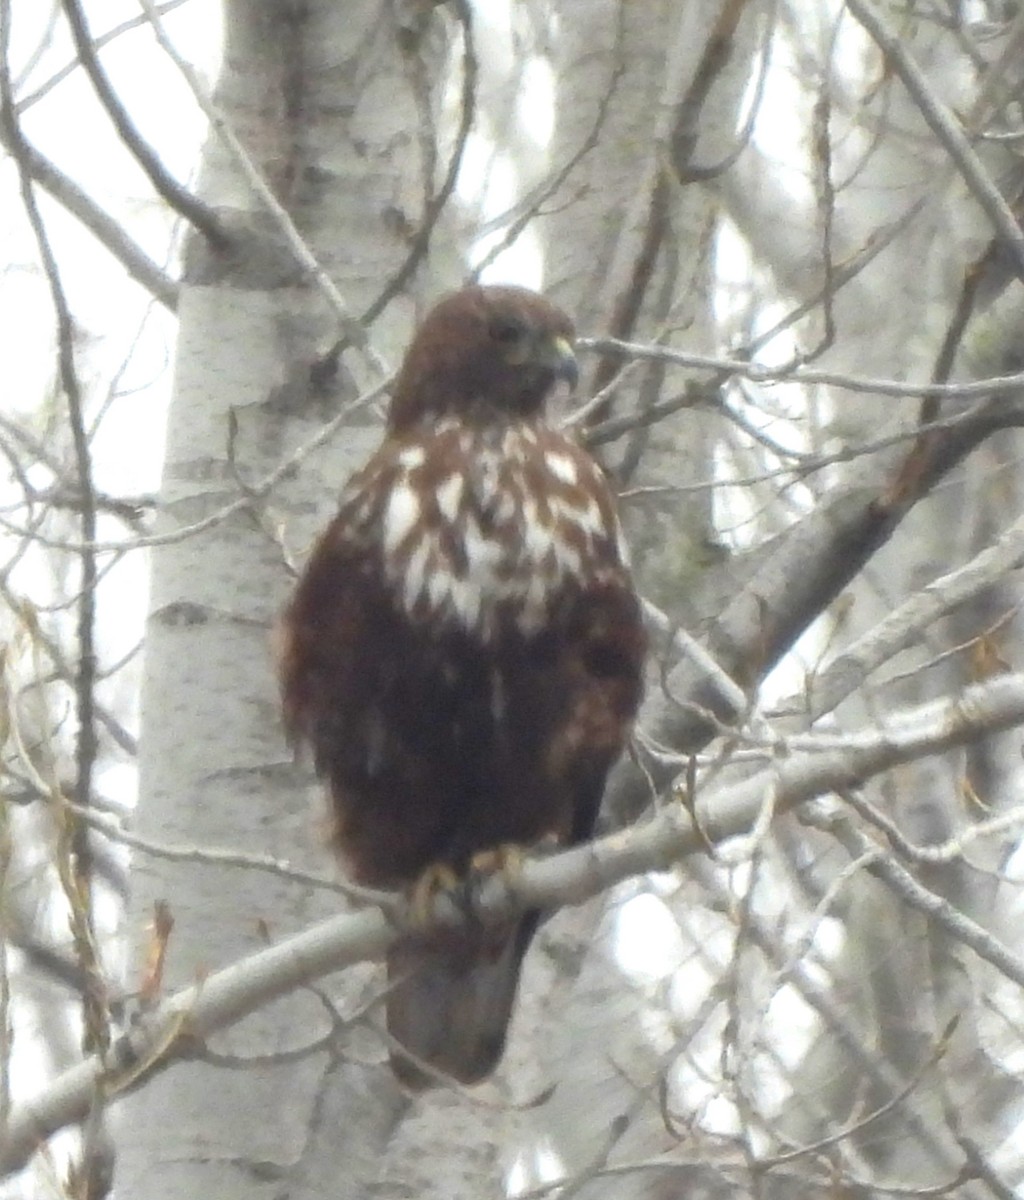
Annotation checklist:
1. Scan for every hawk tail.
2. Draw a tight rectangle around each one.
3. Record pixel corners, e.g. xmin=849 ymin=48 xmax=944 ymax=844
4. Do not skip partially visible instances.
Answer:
xmin=386 ymin=913 xmax=539 ymax=1089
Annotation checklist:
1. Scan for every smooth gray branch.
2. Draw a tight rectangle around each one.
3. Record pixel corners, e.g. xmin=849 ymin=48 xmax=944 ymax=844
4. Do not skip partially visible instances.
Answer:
xmin=5 ymin=672 xmax=1024 ymax=1178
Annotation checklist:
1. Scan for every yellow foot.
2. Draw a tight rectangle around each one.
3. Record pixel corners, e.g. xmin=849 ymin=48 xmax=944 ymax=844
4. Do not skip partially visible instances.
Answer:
xmin=468 ymin=843 xmax=526 ymax=880
xmin=406 ymin=845 xmax=534 ymax=928
xmin=408 ymin=861 xmax=461 ymax=925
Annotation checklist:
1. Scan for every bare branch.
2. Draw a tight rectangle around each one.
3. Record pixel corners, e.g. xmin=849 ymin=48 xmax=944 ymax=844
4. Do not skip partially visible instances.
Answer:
xmin=15 ymin=0 xmax=192 ymax=113
xmin=820 ymin=807 xmax=1024 ymax=994
xmin=52 ymin=792 xmax=384 ymax=904
xmin=0 ymin=125 xmax=178 ymax=310
xmin=798 ymin=510 xmax=1024 ymax=723
xmin=5 ymin=670 xmax=1024 ymax=1177
xmin=0 ymin=377 xmax=391 ymax=556
xmin=845 ymin=0 xmax=1024 ymax=282
xmin=580 ymin=335 xmax=1024 ymax=400
xmin=0 ymin=0 xmax=107 ymax=1063
xmin=58 ymin=0 xmax=227 ymax=247
xmin=137 ymin=0 xmax=387 ymax=378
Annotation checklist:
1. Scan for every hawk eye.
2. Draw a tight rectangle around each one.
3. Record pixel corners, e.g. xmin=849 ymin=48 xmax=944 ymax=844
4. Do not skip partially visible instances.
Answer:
xmin=489 ymin=317 xmax=526 ymax=345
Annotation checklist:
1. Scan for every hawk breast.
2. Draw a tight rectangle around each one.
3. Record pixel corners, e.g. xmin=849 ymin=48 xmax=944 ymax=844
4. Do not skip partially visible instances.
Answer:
xmin=350 ymin=417 xmax=629 ymax=637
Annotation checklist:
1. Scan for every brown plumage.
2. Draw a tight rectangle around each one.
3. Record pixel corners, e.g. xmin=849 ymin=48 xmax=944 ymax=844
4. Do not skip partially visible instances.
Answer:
xmin=278 ymin=285 xmax=645 ymax=1087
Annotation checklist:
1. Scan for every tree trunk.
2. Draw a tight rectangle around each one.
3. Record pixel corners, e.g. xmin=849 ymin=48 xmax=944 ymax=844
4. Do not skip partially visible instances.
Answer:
xmin=118 ymin=2 xmax=454 ymax=1194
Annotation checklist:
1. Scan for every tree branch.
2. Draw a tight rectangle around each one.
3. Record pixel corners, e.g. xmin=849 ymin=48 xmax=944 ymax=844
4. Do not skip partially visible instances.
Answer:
xmin=0 ymin=124 xmax=178 ymax=310
xmin=580 ymin=335 xmax=1024 ymax=399
xmin=137 ymin=0 xmax=387 ymax=379
xmin=58 ymin=0 xmax=227 ymax=248
xmin=798 ymin=510 xmax=1024 ymax=723
xmin=5 ymin=671 xmax=1024 ymax=1179
xmin=845 ymin=0 xmax=1024 ymax=283
xmin=15 ymin=0 xmax=192 ymax=113
xmin=603 ymin=386 xmax=1023 ymax=833
xmin=0 ymin=0 xmax=107 ymax=1061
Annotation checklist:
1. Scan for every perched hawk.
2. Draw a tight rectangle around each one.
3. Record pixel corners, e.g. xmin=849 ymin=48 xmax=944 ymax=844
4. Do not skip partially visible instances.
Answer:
xmin=279 ymin=285 xmax=645 ymax=1087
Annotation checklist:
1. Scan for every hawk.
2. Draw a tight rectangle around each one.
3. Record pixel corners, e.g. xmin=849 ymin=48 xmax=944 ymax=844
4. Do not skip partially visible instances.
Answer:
xmin=279 ymin=285 xmax=645 ymax=1087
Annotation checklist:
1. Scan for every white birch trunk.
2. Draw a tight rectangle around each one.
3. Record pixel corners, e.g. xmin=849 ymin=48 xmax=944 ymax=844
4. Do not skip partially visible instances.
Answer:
xmin=117 ymin=3 xmax=453 ymax=1195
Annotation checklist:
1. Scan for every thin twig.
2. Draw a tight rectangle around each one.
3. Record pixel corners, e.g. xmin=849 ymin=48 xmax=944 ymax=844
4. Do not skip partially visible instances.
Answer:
xmin=58 ymin=0 xmax=226 ymax=246
xmin=137 ymin=0 xmax=387 ymax=378
xmin=579 ymin=335 xmax=1024 ymax=399
xmin=469 ymin=10 xmax=627 ymax=281
xmin=0 ymin=377 xmax=391 ymax=556
xmin=0 ymin=0 xmax=105 ymax=1056
xmin=845 ymin=0 xmax=1024 ymax=282
xmin=813 ymin=806 xmax=1024 ymax=992
xmin=7 ymin=670 xmax=1024 ymax=1175
xmin=16 ymin=0 xmax=192 ymax=112
xmin=0 ymin=124 xmax=178 ymax=310
xmin=53 ymin=793 xmax=386 ymax=905
xmin=794 ymin=509 xmax=1024 ymax=723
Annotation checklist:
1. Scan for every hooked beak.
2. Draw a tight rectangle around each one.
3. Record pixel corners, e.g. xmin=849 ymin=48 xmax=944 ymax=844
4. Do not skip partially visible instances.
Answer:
xmin=543 ymin=334 xmax=579 ymax=391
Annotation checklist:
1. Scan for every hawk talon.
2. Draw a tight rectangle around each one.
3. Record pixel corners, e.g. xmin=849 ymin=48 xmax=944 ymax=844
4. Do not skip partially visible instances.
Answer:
xmin=460 ymin=842 xmax=529 ymax=910
xmin=408 ymin=861 xmax=462 ymax=927
xmin=468 ymin=843 xmax=526 ymax=879
xmin=407 ymin=845 xmax=529 ymax=928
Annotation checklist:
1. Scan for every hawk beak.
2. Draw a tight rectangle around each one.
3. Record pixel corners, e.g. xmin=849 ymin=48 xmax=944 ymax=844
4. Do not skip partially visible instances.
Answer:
xmin=546 ymin=335 xmax=579 ymax=391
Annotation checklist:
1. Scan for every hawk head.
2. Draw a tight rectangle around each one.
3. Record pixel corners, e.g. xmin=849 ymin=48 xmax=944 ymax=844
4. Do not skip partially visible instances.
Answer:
xmin=388 ymin=285 xmax=578 ymax=430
